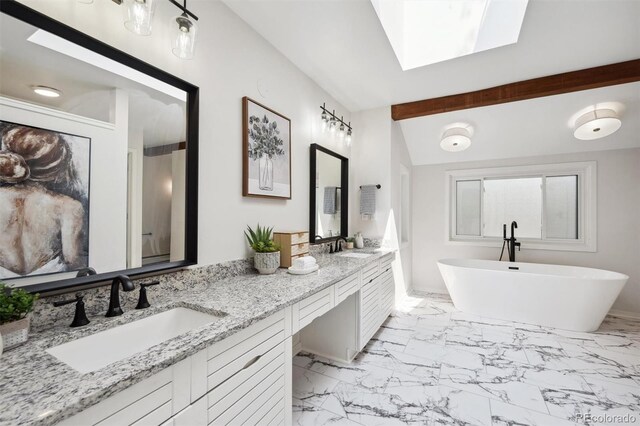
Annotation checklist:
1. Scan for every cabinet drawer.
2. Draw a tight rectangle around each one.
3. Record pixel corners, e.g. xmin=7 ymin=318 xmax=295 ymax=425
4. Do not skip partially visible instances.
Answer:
xmin=207 ymin=343 xmax=285 ymax=424
xmin=290 ymin=242 xmax=309 ymax=256
xmin=362 ymin=262 xmax=379 ymax=284
xmin=207 ymin=312 xmax=286 ymax=391
xmin=298 ymin=286 xmax=335 ymax=329
xmin=334 ymin=273 xmax=360 ymax=305
xmin=59 ymin=368 xmax=173 ymax=426
xmin=290 ymin=232 xmax=309 ymax=245
xmin=380 ymin=256 xmax=393 ymax=274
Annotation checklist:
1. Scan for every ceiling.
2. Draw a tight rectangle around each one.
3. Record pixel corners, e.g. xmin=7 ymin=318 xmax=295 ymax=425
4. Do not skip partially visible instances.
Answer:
xmin=401 ymin=82 xmax=640 ymax=166
xmin=223 ymin=0 xmax=640 ymax=112
xmin=0 ymin=13 xmax=186 ymax=148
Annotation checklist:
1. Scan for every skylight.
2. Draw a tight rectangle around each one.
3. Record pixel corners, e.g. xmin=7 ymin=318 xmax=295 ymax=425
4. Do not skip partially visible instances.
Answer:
xmin=371 ymin=0 xmax=528 ymax=71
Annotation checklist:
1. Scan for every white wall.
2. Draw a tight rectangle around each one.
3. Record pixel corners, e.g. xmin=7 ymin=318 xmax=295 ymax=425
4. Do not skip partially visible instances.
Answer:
xmin=349 ymin=107 xmax=413 ymax=295
xmin=18 ymin=0 xmax=351 ymax=266
xmin=350 ymin=106 xmax=391 ymax=238
xmin=390 ymin=121 xmax=413 ymax=294
xmin=411 ymin=148 xmax=640 ymax=316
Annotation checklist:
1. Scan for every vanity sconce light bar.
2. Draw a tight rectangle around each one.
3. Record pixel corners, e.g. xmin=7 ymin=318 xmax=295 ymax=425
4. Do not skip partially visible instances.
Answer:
xmin=111 ymin=0 xmax=198 ymax=19
xmin=320 ymin=103 xmax=353 ymax=142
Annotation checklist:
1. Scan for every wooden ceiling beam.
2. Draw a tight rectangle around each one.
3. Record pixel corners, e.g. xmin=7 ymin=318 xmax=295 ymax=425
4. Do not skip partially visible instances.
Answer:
xmin=391 ymin=59 xmax=640 ymax=121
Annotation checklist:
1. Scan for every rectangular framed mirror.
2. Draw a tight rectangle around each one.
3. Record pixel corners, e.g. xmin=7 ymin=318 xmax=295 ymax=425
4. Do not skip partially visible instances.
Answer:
xmin=309 ymin=143 xmax=348 ymax=244
xmin=0 ymin=2 xmax=199 ymax=294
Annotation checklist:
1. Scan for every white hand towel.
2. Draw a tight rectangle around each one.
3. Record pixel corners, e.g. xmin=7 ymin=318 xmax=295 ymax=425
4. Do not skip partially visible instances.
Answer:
xmin=293 ymin=256 xmax=316 ymax=269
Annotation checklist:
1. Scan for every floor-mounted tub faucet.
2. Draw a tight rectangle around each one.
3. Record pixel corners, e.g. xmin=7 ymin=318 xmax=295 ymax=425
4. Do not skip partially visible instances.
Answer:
xmin=507 ymin=221 xmax=521 ymax=262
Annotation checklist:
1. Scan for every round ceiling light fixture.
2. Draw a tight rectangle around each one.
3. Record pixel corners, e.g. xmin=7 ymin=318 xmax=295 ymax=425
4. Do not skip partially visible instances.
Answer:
xmin=573 ymin=109 xmax=621 ymax=140
xmin=440 ymin=127 xmax=471 ymax=152
xmin=32 ymin=86 xmax=62 ymax=98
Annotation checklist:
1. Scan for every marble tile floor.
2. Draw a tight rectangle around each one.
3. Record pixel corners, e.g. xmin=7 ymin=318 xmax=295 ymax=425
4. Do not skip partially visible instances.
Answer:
xmin=292 ymin=293 xmax=640 ymax=426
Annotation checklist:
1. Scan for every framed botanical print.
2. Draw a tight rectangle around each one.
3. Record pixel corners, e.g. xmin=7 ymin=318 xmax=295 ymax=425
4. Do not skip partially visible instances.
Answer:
xmin=242 ymin=97 xmax=291 ymax=199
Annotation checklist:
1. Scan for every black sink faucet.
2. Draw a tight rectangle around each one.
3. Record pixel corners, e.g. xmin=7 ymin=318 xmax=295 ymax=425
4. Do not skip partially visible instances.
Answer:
xmin=334 ymin=237 xmax=348 ymax=253
xmin=507 ymin=221 xmax=521 ymax=262
xmin=106 ymin=275 xmax=135 ymax=317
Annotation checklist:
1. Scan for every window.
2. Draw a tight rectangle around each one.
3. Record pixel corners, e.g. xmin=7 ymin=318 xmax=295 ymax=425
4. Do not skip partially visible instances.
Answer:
xmin=447 ymin=162 xmax=596 ymax=252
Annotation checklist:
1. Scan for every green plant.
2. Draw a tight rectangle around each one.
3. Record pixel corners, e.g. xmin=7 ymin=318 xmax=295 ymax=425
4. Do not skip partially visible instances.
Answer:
xmin=346 ymin=237 xmax=355 ymax=243
xmin=245 ymin=224 xmax=280 ymax=253
xmin=0 ymin=283 xmax=38 ymax=325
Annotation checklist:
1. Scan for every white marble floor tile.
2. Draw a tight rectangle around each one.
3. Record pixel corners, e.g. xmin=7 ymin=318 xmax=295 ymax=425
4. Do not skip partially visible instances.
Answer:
xmin=322 ymin=382 xmax=430 ymax=425
xmin=293 ymin=398 xmax=362 ymax=426
xmin=490 ymin=399 xmax=579 ymax=426
xmin=404 ymin=338 xmax=485 ymax=370
xmin=292 ymin=293 xmax=640 ymax=426
xmin=292 ymin=365 xmax=340 ymax=406
xmin=439 ymin=364 xmax=548 ymax=413
xmin=305 ymin=353 xmax=393 ymax=392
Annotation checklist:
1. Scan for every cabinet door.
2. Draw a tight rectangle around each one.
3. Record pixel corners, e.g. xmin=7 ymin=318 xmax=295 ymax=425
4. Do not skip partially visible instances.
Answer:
xmin=171 ymin=397 xmax=207 ymax=426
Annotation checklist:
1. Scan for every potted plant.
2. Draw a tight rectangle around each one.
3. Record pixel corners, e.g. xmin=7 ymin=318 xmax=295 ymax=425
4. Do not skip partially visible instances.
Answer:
xmin=245 ymin=224 xmax=281 ymax=274
xmin=345 ymin=237 xmax=355 ymax=250
xmin=0 ymin=283 xmax=38 ymax=353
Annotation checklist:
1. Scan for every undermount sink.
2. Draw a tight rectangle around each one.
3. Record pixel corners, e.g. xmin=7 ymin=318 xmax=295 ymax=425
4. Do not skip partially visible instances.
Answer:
xmin=338 ymin=252 xmax=374 ymax=259
xmin=46 ymin=307 xmax=223 ymax=374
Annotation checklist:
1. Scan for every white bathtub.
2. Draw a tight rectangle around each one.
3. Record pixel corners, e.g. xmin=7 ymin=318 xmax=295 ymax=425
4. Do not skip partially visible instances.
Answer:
xmin=437 ymin=258 xmax=628 ymax=332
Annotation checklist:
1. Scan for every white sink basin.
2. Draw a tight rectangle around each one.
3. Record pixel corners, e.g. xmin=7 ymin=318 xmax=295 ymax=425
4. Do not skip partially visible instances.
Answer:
xmin=338 ymin=252 xmax=374 ymax=259
xmin=46 ymin=307 xmax=221 ymax=374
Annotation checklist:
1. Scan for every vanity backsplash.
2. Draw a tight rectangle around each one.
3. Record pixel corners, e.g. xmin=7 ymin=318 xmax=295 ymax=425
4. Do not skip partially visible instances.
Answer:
xmin=31 ymin=259 xmax=253 ymax=332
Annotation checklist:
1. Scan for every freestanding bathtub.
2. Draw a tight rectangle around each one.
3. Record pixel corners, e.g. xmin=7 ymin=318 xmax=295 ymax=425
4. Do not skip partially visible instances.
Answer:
xmin=437 ymin=258 xmax=628 ymax=332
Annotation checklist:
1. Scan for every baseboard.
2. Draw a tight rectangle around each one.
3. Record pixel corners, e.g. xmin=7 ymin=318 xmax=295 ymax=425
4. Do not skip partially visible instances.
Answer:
xmin=408 ymin=287 xmax=450 ymax=297
xmin=608 ymin=309 xmax=640 ymax=320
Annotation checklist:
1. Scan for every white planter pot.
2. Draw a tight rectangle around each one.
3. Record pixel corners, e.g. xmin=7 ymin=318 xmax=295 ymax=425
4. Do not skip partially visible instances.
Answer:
xmin=0 ymin=316 xmax=30 ymax=351
xmin=254 ymin=251 xmax=280 ymax=274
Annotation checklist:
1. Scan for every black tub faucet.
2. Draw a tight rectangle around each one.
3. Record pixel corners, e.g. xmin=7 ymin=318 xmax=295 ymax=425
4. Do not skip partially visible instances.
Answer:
xmin=106 ymin=275 xmax=135 ymax=317
xmin=507 ymin=221 xmax=521 ymax=262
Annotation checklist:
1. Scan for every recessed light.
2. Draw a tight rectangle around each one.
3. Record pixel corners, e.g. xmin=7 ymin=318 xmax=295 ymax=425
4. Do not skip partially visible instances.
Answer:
xmin=440 ymin=127 xmax=472 ymax=152
xmin=573 ymin=109 xmax=621 ymax=140
xmin=32 ymin=86 xmax=62 ymax=98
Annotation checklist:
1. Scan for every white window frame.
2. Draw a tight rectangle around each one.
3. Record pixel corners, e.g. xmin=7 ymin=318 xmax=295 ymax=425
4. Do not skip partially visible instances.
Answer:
xmin=445 ymin=161 xmax=597 ymax=252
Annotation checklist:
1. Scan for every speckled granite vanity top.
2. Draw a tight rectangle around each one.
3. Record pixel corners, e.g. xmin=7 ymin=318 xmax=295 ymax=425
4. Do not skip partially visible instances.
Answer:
xmin=0 ymin=249 xmax=394 ymax=426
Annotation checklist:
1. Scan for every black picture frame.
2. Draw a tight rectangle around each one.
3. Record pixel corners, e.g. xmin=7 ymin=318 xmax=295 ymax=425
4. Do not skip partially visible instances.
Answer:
xmin=0 ymin=1 xmax=199 ymax=295
xmin=309 ymin=143 xmax=349 ymax=244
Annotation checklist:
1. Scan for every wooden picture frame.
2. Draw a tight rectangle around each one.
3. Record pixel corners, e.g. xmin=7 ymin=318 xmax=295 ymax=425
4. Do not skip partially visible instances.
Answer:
xmin=242 ymin=97 xmax=292 ymax=199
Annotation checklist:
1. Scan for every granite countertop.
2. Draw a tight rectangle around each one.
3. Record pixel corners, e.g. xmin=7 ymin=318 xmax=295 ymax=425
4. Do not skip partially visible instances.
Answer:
xmin=0 ymin=249 xmax=395 ymax=426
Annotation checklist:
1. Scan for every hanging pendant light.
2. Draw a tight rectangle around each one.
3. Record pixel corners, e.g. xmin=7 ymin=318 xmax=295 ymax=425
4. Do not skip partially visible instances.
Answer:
xmin=172 ymin=2 xmax=198 ymax=60
xmin=123 ymin=0 xmax=157 ymax=36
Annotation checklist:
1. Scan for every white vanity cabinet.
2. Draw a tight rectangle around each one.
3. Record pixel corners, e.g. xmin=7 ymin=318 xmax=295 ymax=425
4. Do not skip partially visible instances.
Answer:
xmin=359 ymin=255 xmax=395 ymax=350
xmin=58 ymin=308 xmax=292 ymax=426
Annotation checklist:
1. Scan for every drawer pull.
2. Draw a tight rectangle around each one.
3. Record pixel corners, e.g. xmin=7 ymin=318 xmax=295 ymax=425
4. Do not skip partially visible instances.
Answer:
xmin=243 ymin=355 xmax=262 ymax=370
xmin=369 ymin=279 xmax=374 ymax=283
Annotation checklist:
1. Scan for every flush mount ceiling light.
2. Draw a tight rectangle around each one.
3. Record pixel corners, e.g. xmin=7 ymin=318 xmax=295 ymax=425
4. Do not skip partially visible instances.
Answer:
xmin=573 ymin=109 xmax=621 ymax=140
xmin=32 ymin=85 xmax=62 ymax=98
xmin=440 ymin=127 xmax=471 ymax=152
xmin=370 ymin=0 xmax=528 ymax=70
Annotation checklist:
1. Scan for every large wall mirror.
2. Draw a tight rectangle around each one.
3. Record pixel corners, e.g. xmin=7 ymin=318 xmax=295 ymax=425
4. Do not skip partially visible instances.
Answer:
xmin=310 ymin=144 xmax=348 ymax=244
xmin=0 ymin=3 xmax=198 ymax=294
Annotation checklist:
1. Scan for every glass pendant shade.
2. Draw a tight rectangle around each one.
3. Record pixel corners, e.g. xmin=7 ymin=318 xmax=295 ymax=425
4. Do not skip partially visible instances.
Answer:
xmin=123 ymin=0 xmax=157 ymax=36
xmin=172 ymin=13 xmax=198 ymax=59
